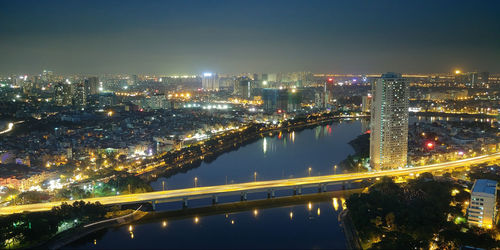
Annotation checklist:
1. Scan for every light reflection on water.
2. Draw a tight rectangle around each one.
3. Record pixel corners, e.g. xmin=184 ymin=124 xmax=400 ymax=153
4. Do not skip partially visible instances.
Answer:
xmin=150 ymin=120 xmax=363 ymax=190
xmin=68 ymin=120 xmax=363 ymax=249
xmin=68 ymin=196 xmax=349 ymax=249
xmin=66 ymin=115 xmax=483 ymax=248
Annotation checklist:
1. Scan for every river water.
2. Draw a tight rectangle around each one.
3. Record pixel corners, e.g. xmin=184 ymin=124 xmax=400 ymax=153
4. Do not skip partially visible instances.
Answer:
xmin=67 ymin=119 xmax=365 ymax=249
xmin=65 ymin=115 xmax=493 ymax=249
xmin=149 ymin=119 xmax=364 ymax=190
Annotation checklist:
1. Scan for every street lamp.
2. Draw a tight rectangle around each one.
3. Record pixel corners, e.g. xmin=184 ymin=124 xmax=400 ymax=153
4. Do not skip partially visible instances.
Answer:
xmin=162 ymin=181 xmax=165 ymax=191
xmin=194 ymin=177 xmax=198 ymax=188
xmin=334 ymin=165 xmax=337 ymax=175
xmin=308 ymin=167 xmax=312 ymax=177
xmin=254 ymin=172 xmax=257 ymax=182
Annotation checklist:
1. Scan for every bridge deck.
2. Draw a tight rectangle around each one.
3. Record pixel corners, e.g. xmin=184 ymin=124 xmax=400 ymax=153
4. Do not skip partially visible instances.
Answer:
xmin=1 ymin=152 xmax=499 ymax=215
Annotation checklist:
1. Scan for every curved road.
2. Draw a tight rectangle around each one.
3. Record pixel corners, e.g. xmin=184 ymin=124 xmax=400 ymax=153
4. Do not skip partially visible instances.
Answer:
xmin=0 ymin=122 xmax=14 ymax=135
xmin=0 ymin=121 xmax=23 ymax=135
xmin=1 ymin=152 xmax=499 ymax=215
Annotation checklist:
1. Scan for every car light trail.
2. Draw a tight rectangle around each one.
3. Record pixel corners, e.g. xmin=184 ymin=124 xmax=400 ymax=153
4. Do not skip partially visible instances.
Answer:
xmin=0 ymin=152 xmax=499 ymax=215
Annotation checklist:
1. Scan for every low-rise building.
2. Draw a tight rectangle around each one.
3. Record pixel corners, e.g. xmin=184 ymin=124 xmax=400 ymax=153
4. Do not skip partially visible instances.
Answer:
xmin=467 ymin=179 xmax=498 ymax=229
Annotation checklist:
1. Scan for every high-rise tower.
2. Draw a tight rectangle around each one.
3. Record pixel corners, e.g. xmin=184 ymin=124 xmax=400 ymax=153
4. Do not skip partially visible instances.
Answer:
xmin=54 ymin=82 xmax=73 ymax=106
xmin=369 ymin=72 xmax=409 ymax=170
xmin=85 ymin=77 xmax=99 ymax=95
xmin=74 ymin=82 xmax=87 ymax=108
xmin=202 ymin=73 xmax=219 ymax=91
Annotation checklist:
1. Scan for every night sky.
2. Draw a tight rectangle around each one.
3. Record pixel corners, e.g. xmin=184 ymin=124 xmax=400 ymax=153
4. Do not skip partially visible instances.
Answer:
xmin=1 ymin=0 xmax=499 ymax=74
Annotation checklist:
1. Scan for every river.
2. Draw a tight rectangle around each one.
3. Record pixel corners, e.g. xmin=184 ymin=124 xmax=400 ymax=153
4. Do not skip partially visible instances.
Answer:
xmin=66 ymin=119 xmax=365 ymax=249
xmin=149 ymin=119 xmax=364 ymax=190
xmin=66 ymin=115 xmax=477 ymax=249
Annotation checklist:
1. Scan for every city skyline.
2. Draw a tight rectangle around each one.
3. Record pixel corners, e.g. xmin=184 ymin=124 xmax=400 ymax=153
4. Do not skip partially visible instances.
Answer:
xmin=1 ymin=0 xmax=500 ymax=75
xmin=1 ymin=1 xmax=500 ymax=248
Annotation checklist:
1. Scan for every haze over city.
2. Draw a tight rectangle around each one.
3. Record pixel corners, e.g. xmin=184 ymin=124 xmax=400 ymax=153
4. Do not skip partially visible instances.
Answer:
xmin=1 ymin=0 xmax=500 ymax=74
xmin=1 ymin=0 xmax=500 ymax=249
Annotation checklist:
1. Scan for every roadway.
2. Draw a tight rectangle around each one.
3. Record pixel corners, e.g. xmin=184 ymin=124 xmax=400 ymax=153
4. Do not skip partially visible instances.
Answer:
xmin=0 ymin=121 xmax=23 ymax=135
xmin=1 ymin=152 xmax=499 ymax=215
xmin=0 ymin=122 xmax=14 ymax=135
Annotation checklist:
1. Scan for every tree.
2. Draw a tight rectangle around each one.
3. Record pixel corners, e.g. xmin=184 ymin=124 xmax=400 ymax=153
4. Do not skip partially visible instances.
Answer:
xmin=2 ymin=188 xmax=19 ymax=201
xmin=345 ymin=176 xmax=481 ymax=248
xmin=369 ymin=232 xmax=422 ymax=250
xmin=15 ymin=191 xmax=50 ymax=205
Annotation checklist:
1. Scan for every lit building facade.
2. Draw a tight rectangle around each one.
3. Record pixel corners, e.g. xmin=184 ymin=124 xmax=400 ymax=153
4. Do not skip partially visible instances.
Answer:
xmin=85 ymin=76 xmax=99 ymax=95
xmin=234 ymin=76 xmax=252 ymax=99
xmin=74 ymin=82 xmax=87 ymax=108
xmin=369 ymin=73 xmax=409 ymax=170
xmin=362 ymin=93 xmax=372 ymax=113
xmin=143 ymin=94 xmax=169 ymax=110
xmin=468 ymin=179 xmax=498 ymax=229
xmin=202 ymin=73 xmax=219 ymax=90
xmin=54 ymin=82 xmax=73 ymax=106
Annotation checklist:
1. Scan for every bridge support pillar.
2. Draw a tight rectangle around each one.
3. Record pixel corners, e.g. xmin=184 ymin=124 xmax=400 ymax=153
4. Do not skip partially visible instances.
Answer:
xmin=240 ymin=192 xmax=247 ymax=201
xmin=267 ymin=189 xmax=275 ymax=199
xmin=212 ymin=195 xmax=218 ymax=205
xmin=182 ymin=198 xmax=188 ymax=209
xmin=346 ymin=181 xmax=352 ymax=189
xmin=342 ymin=181 xmax=346 ymax=190
xmin=318 ymin=184 xmax=327 ymax=193
xmin=151 ymin=200 xmax=156 ymax=210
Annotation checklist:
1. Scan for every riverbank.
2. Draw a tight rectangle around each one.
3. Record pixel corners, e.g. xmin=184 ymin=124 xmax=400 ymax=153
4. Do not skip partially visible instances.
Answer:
xmin=414 ymin=111 xmax=497 ymax=119
xmin=339 ymin=209 xmax=362 ymax=250
xmin=141 ymin=113 xmax=367 ymax=181
xmin=38 ymin=208 xmax=147 ymax=250
xmin=60 ymin=189 xmax=362 ymax=249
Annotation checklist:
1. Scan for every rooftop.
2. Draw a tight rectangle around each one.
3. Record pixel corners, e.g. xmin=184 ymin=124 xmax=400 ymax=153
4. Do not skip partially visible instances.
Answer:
xmin=381 ymin=72 xmax=402 ymax=78
xmin=472 ymin=179 xmax=498 ymax=196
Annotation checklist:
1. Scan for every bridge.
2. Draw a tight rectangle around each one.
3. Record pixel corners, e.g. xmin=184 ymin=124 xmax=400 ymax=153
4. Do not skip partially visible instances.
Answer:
xmin=1 ymin=152 xmax=499 ymax=215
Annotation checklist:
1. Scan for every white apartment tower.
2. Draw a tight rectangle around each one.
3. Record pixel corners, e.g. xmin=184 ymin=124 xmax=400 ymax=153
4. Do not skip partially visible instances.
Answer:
xmin=369 ymin=72 xmax=409 ymax=170
xmin=202 ymin=73 xmax=219 ymax=90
